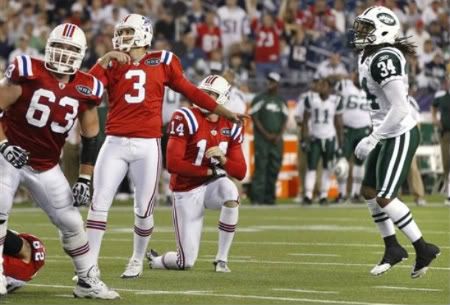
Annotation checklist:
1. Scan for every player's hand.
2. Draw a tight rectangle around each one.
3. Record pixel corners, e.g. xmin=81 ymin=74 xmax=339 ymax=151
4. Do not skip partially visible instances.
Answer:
xmin=355 ymin=134 xmax=379 ymax=160
xmin=99 ymin=51 xmax=131 ymax=67
xmin=0 ymin=141 xmax=29 ymax=169
xmin=205 ymin=146 xmax=226 ymax=165
xmin=72 ymin=177 xmax=92 ymax=207
xmin=228 ymin=112 xmax=249 ymax=124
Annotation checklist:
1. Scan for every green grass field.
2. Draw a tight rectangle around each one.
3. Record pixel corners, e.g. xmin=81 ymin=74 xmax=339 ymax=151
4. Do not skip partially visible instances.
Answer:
xmin=6 ymin=197 xmax=450 ymax=305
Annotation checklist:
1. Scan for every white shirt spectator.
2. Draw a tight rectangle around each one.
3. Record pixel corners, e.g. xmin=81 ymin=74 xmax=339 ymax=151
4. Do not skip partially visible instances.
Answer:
xmin=422 ymin=4 xmax=441 ymax=25
xmin=217 ymin=5 xmax=250 ymax=56
xmin=314 ymin=58 xmax=348 ymax=79
xmin=226 ymin=87 xmax=247 ymax=114
xmin=8 ymin=46 xmax=40 ymax=63
xmin=406 ymin=26 xmax=430 ymax=55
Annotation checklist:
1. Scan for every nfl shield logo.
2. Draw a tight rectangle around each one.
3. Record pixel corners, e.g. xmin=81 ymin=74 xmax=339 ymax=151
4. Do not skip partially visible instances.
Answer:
xmin=211 ymin=130 xmax=217 ymax=136
xmin=59 ymin=83 xmax=65 ymax=89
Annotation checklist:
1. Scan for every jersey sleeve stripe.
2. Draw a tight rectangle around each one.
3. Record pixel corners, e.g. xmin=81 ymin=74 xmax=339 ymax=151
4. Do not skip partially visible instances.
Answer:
xmin=230 ymin=123 xmax=237 ymax=138
xmin=178 ymin=108 xmax=198 ymax=134
xmin=161 ymin=50 xmax=173 ymax=65
xmin=92 ymin=76 xmax=98 ymax=96
xmin=95 ymin=78 xmax=104 ymax=97
xmin=232 ymin=126 xmax=242 ymax=140
xmin=24 ymin=55 xmax=33 ymax=76
xmin=17 ymin=55 xmax=25 ymax=76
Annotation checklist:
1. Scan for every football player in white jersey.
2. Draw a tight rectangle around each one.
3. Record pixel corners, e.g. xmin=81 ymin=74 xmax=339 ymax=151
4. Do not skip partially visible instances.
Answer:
xmin=351 ymin=5 xmax=439 ymax=278
xmin=335 ymin=72 xmax=371 ymax=203
xmin=301 ymin=77 xmax=344 ymax=204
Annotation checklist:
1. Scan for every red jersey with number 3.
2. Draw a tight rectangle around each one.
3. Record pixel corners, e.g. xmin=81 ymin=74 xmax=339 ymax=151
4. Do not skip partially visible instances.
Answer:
xmin=3 ymin=56 xmax=103 ymax=171
xmin=3 ymin=233 xmax=45 ymax=282
xmin=89 ymin=50 xmax=218 ymax=138
xmin=167 ymin=107 xmax=246 ymax=192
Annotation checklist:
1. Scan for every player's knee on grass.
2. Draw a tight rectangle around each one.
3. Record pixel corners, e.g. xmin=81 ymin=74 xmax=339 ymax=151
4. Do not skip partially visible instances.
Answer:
xmin=223 ymin=200 xmax=238 ymax=208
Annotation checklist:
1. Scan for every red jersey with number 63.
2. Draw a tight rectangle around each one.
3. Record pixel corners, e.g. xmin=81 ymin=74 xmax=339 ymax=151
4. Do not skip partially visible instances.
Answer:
xmin=167 ymin=107 xmax=247 ymax=192
xmin=3 ymin=56 xmax=103 ymax=171
xmin=3 ymin=233 xmax=45 ymax=282
xmin=89 ymin=50 xmax=218 ymax=138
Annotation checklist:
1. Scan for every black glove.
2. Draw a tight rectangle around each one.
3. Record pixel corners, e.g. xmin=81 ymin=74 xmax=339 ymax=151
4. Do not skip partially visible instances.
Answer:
xmin=0 ymin=141 xmax=29 ymax=169
xmin=210 ymin=165 xmax=227 ymax=179
xmin=72 ymin=177 xmax=92 ymax=207
xmin=300 ymin=138 xmax=310 ymax=152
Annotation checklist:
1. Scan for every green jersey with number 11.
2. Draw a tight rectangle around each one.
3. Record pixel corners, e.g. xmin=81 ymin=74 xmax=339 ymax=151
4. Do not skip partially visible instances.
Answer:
xmin=358 ymin=46 xmax=416 ymax=138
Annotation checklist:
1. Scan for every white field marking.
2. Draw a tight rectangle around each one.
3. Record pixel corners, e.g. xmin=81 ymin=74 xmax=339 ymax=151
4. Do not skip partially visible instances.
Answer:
xmin=201 ymin=254 xmax=253 ymax=259
xmin=54 ymin=294 xmax=74 ymax=298
xmin=374 ymin=286 xmax=443 ymax=292
xmin=288 ymin=253 xmax=340 ymax=257
xmin=45 ymin=255 xmax=450 ymax=272
xmin=35 ymin=236 xmax=450 ymax=250
xmin=27 ymin=283 xmax=410 ymax=305
xmin=273 ymin=288 xmax=339 ymax=294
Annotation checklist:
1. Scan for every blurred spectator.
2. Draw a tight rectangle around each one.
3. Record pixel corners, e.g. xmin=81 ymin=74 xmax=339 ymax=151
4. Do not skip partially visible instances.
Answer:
xmin=217 ymin=0 xmax=250 ymax=57
xmin=89 ymin=0 xmax=105 ymax=33
xmin=303 ymin=0 xmax=336 ymax=39
xmin=249 ymin=73 xmax=288 ymax=205
xmin=65 ymin=2 xmax=86 ymax=26
xmin=419 ymin=39 xmax=436 ymax=67
xmin=422 ymin=0 xmax=442 ymax=25
xmin=187 ymin=0 xmax=205 ymax=30
xmin=8 ymin=34 xmax=40 ymax=63
xmin=424 ymin=50 xmax=447 ymax=90
xmin=432 ymin=77 xmax=450 ymax=184
xmin=228 ymin=53 xmax=250 ymax=83
xmin=314 ymin=51 xmax=348 ymax=81
xmin=331 ymin=0 xmax=346 ymax=33
xmin=0 ymin=20 xmax=12 ymax=61
xmin=193 ymin=10 xmax=222 ymax=59
xmin=406 ymin=20 xmax=430 ymax=56
xmin=251 ymin=12 xmax=284 ymax=82
xmin=286 ymin=26 xmax=309 ymax=85
xmin=154 ymin=7 xmax=176 ymax=41
xmin=223 ymin=68 xmax=247 ymax=114
xmin=404 ymin=1 xmax=422 ymax=29
xmin=384 ymin=0 xmax=407 ymax=29
xmin=100 ymin=0 xmax=129 ymax=26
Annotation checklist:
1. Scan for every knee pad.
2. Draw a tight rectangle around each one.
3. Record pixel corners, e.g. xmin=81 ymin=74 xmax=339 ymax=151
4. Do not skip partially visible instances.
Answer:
xmin=50 ymin=205 xmax=85 ymax=236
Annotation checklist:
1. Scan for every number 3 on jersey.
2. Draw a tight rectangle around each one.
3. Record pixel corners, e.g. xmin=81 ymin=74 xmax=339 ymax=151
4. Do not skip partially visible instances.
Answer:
xmin=125 ymin=70 xmax=146 ymax=104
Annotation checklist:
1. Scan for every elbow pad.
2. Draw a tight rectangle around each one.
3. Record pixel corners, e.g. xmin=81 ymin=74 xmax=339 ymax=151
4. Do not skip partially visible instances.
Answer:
xmin=81 ymin=134 xmax=100 ymax=166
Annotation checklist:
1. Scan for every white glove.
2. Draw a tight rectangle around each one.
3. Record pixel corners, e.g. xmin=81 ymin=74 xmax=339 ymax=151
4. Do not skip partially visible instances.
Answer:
xmin=72 ymin=176 xmax=92 ymax=207
xmin=0 ymin=140 xmax=29 ymax=169
xmin=355 ymin=134 xmax=379 ymax=160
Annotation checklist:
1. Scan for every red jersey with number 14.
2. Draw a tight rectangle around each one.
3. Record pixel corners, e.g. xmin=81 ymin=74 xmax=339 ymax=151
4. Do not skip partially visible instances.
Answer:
xmin=3 ymin=56 xmax=103 ymax=171
xmin=89 ymin=50 xmax=218 ymax=138
xmin=167 ymin=107 xmax=247 ymax=192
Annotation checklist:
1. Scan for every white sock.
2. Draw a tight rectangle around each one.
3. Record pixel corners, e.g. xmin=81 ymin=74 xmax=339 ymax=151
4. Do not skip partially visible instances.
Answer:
xmin=305 ymin=170 xmax=316 ymax=199
xmin=0 ymin=222 xmax=7 ymax=272
xmin=338 ymin=178 xmax=347 ymax=197
xmin=352 ymin=165 xmax=364 ymax=196
xmin=61 ymin=229 xmax=93 ymax=276
xmin=86 ymin=209 xmax=108 ymax=265
xmin=151 ymin=251 xmax=181 ymax=270
xmin=216 ymin=206 xmax=238 ymax=262
xmin=382 ymin=198 xmax=422 ymax=243
xmin=132 ymin=214 xmax=154 ymax=262
xmin=320 ymin=169 xmax=330 ymax=199
xmin=367 ymin=198 xmax=396 ymax=238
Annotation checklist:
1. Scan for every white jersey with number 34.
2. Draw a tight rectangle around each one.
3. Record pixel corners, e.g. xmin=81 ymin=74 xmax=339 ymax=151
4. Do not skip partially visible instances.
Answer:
xmin=358 ymin=47 xmax=416 ymax=138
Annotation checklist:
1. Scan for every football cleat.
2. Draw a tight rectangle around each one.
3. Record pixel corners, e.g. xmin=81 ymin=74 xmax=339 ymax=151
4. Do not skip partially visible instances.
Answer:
xmin=370 ymin=246 xmax=408 ymax=276
xmin=6 ymin=276 xmax=26 ymax=293
xmin=120 ymin=258 xmax=143 ymax=279
xmin=214 ymin=260 xmax=231 ymax=273
xmin=411 ymin=243 xmax=440 ymax=279
xmin=303 ymin=197 xmax=312 ymax=205
xmin=319 ymin=197 xmax=328 ymax=205
xmin=444 ymin=198 xmax=450 ymax=206
xmin=73 ymin=266 xmax=119 ymax=299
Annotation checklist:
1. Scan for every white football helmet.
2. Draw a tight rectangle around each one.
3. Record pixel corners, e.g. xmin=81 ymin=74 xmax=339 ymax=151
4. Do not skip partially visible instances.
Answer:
xmin=352 ymin=6 xmax=401 ymax=49
xmin=334 ymin=157 xmax=349 ymax=180
xmin=112 ymin=14 xmax=153 ymax=51
xmin=45 ymin=23 xmax=87 ymax=74
xmin=198 ymin=75 xmax=231 ymax=106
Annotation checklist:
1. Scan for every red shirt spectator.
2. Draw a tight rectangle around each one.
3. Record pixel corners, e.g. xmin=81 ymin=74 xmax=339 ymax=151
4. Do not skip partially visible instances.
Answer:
xmin=303 ymin=0 xmax=336 ymax=33
xmin=194 ymin=11 xmax=222 ymax=59
xmin=251 ymin=14 xmax=284 ymax=63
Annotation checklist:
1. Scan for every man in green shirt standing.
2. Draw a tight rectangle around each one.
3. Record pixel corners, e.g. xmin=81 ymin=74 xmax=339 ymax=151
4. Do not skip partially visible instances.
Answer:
xmin=249 ymin=73 xmax=288 ymax=205
xmin=431 ymin=76 xmax=450 ymax=205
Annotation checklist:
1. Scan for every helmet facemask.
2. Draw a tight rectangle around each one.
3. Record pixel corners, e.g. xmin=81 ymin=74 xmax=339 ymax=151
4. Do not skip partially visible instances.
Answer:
xmin=45 ymin=41 xmax=84 ymax=75
xmin=352 ymin=18 xmax=376 ymax=49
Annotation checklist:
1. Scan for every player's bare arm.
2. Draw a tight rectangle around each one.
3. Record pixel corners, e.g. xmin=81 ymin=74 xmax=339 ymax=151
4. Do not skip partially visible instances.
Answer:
xmin=0 ymin=78 xmax=22 ymax=112
xmin=72 ymin=106 xmax=101 ymax=207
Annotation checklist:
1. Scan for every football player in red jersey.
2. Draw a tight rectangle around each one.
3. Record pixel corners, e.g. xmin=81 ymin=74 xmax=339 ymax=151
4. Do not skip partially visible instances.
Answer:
xmin=148 ymin=75 xmax=246 ymax=273
xmin=3 ymin=230 xmax=45 ymax=293
xmin=0 ymin=23 xmax=119 ymax=299
xmin=87 ymin=14 xmax=245 ymax=279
